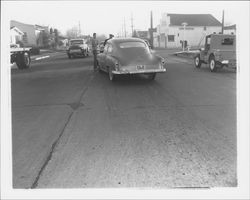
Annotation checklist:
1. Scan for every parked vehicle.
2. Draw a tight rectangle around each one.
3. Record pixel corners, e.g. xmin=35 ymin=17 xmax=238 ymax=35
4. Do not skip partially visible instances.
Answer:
xmin=10 ymin=44 xmax=31 ymax=69
xmin=194 ymin=34 xmax=236 ymax=72
xmin=97 ymin=38 xmax=166 ymax=81
xmin=67 ymin=39 xmax=89 ymax=59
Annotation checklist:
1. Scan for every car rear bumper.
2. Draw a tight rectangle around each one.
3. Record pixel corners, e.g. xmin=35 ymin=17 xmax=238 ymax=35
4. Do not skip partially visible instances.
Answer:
xmin=112 ymin=68 xmax=166 ymax=74
xmin=221 ymin=60 xmax=236 ymax=67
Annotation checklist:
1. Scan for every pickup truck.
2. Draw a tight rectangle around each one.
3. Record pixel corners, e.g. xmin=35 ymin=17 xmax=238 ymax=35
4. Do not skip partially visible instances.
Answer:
xmin=194 ymin=34 xmax=236 ymax=72
xmin=10 ymin=44 xmax=31 ymax=69
xmin=67 ymin=39 xmax=89 ymax=59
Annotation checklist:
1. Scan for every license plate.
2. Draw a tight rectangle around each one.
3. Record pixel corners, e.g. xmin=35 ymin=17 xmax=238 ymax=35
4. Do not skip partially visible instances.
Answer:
xmin=137 ymin=65 xmax=145 ymax=70
xmin=70 ymin=49 xmax=80 ymax=53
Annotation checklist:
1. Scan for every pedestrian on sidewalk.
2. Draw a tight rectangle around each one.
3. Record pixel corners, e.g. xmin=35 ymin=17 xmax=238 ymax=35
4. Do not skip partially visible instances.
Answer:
xmin=92 ymin=33 xmax=99 ymax=71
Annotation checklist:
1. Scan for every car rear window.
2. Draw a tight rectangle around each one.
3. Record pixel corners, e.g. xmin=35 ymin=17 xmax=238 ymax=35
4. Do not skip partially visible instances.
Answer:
xmin=221 ymin=38 xmax=234 ymax=45
xmin=119 ymin=42 xmax=147 ymax=48
xmin=70 ymin=40 xmax=84 ymax=45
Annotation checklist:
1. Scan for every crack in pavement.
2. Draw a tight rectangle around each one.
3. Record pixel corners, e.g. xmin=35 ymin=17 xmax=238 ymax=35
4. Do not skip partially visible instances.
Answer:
xmin=31 ymin=111 xmax=74 ymax=189
xmin=30 ymin=72 xmax=95 ymax=188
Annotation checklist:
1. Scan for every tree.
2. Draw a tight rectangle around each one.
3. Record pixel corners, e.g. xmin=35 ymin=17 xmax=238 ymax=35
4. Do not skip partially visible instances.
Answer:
xmin=54 ymin=29 xmax=59 ymax=44
xmin=50 ymin=28 xmax=53 ymax=35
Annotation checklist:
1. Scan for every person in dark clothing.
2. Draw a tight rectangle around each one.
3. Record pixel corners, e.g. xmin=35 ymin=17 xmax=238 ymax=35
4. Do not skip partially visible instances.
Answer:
xmin=103 ymin=34 xmax=114 ymax=46
xmin=92 ymin=33 xmax=99 ymax=71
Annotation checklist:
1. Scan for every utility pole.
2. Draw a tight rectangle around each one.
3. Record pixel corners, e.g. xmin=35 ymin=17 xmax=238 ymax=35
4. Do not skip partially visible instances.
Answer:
xmin=124 ymin=17 xmax=127 ymax=37
xmin=148 ymin=11 xmax=156 ymax=49
xmin=78 ymin=21 xmax=81 ymax=37
xmin=121 ymin=24 xmax=124 ymax=37
xmin=221 ymin=10 xmax=224 ymax=34
xmin=131 ymin=13 xmax=134 ymax=37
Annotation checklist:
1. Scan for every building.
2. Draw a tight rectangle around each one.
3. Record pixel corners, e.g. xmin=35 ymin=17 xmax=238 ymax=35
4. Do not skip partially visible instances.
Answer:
xmin=155 ymin=13 xmax=222 ymax=49
xmin=10 ymin=26 xmax=24 ymax=45
xmin=224 ymin=24 xmax=236 ymax=35
xmin=10 ymin=20 xmax=49 ymax=47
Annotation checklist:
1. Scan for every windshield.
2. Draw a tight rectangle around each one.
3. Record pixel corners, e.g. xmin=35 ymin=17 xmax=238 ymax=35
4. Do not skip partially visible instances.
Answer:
xmin=70 ymin=40 xmax=84 ymax=45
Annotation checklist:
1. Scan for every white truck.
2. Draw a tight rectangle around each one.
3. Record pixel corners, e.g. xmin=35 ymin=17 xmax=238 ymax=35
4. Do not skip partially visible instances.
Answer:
xmin=10 ymin=44 xmax=31 ymax=69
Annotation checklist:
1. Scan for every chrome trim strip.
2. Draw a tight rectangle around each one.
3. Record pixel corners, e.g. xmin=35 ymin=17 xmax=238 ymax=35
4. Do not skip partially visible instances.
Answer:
xmin=112 ymin=68 xmax=166 ymax=74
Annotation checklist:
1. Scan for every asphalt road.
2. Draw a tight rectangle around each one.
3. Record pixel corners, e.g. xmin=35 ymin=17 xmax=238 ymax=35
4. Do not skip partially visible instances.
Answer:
xmin=11 ymin=50 xmax=236 ymax=188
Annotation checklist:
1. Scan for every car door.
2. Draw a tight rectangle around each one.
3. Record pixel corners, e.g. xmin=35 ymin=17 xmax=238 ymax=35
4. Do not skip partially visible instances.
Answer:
xmin=97 ymin=45 xmax=109 ymax=70
xmin=203 ymin=35 xmax=211 ymax=61
xmin=103 ymin=43 xmax=114 ymax=72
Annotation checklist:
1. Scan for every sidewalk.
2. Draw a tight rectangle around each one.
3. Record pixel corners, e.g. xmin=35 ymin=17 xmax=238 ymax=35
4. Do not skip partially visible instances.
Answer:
xmin=31 ymin=48 xmax=65 ymax=61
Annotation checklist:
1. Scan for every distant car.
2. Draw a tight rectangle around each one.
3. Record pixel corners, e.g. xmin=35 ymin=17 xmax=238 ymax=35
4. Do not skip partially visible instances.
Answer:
xmin=194 ymin=34 xmax=236 ymax=72
xmin=97 ymin=38 xmax=166 ymax=81
xmin=67 ymin=39 xmax=89 ymax=59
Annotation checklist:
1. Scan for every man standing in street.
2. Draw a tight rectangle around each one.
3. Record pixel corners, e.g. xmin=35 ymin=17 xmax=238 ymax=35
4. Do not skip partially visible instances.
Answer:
xmin=92 ymin=33 xmax=99 ymax=71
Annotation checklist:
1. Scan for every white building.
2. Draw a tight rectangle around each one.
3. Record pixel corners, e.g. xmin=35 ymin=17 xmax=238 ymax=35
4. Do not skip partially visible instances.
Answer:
xmin=155 ymin=13 xmax=222 ymax=49
xmin=224 ymin=24 xmax=236 ymax=35
xmin=10 ymin=26 xmax=24 ymax=45
xmin=10 ymin=20 xmax=49 ymax=47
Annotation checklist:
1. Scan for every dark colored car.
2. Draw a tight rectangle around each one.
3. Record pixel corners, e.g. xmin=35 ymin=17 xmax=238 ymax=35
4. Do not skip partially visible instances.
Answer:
xmin=67 ymin=39 xmax=89 ymax=59
xmin=97 ymin=38 xmax=166 ymax=81
xmin=194 ymin=34 xmax=236 ymax=72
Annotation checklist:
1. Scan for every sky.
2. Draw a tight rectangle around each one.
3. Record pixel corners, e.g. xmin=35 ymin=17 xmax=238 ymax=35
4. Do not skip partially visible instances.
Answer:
xmin=3 ymin=1 xmax=247 ymax=37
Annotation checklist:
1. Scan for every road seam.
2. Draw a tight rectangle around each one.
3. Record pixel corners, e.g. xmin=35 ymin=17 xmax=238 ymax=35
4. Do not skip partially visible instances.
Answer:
xmin=30 ymin=71 xmax=95 ymax=188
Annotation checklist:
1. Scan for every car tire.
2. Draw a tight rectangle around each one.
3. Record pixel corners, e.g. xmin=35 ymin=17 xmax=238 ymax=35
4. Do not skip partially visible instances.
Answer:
xmin=209 ymin=56 xmax=217 ymax=72
xmin=16 ymin=52 xmax=31 ymax=69
xmin=68 ymin=54 xmax=72 ymax=59
xmin=147 ymin=73 xmax=156 ymax=80
xmin=108 ymin=67 xmax=116 ymax=81
xmin=194 ymin=55 xmax=201 ymax=68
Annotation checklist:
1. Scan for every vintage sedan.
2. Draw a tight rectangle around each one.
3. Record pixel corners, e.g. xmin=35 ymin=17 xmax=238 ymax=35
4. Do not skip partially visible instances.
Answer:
xmin=97 ymin=38 xmax=166 ymax=81
xmin=67 ymin=39 xmax=89 ymax=59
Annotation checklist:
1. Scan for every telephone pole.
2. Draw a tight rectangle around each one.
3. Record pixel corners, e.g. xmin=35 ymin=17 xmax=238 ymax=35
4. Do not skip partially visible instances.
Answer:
xmin=124 ymin=17 xmax=127 ymax=37
xmin=131 ymin=13 xmax=134 ymax=37
xmin=221 ymin=10 xmax=224 ymax=34
xmin=78 ymin=21 xmax=81 ymax=37
xmin=148 ymin=11 xmax=156 ymax=48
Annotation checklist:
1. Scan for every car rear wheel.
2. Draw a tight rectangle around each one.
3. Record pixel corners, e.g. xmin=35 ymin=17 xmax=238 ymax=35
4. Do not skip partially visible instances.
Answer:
xmin=108 ymin=67 xmax=116 ymax=81
xmin=209 ymin=56 xmax=217 ymax=72
xmin=194 ymin=56 xmax=201 ymax=68
xmin=147 ymin=73 xmax=156 ymax=80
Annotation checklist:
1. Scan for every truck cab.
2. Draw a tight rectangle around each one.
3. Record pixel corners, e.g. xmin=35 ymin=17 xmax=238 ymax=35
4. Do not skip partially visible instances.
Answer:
xmin=194 ymin=34 xmax=236 ymax=72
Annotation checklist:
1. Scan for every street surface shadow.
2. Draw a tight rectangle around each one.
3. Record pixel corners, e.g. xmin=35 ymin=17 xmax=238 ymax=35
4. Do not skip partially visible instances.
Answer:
xmin=97 ymin=73 xmax=160 ymax=86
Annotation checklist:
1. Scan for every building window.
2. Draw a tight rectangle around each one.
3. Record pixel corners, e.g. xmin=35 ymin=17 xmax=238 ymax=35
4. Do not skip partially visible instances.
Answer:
xmin=168 ymin=35 xmax=175 ymax=42
xmin=23 ymin=32 xmax=28 ymax=43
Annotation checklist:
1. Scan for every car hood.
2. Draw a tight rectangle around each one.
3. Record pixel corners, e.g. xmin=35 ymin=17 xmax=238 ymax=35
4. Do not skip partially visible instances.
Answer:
xmin=116 ymin=48 xmax=159 ymax=66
